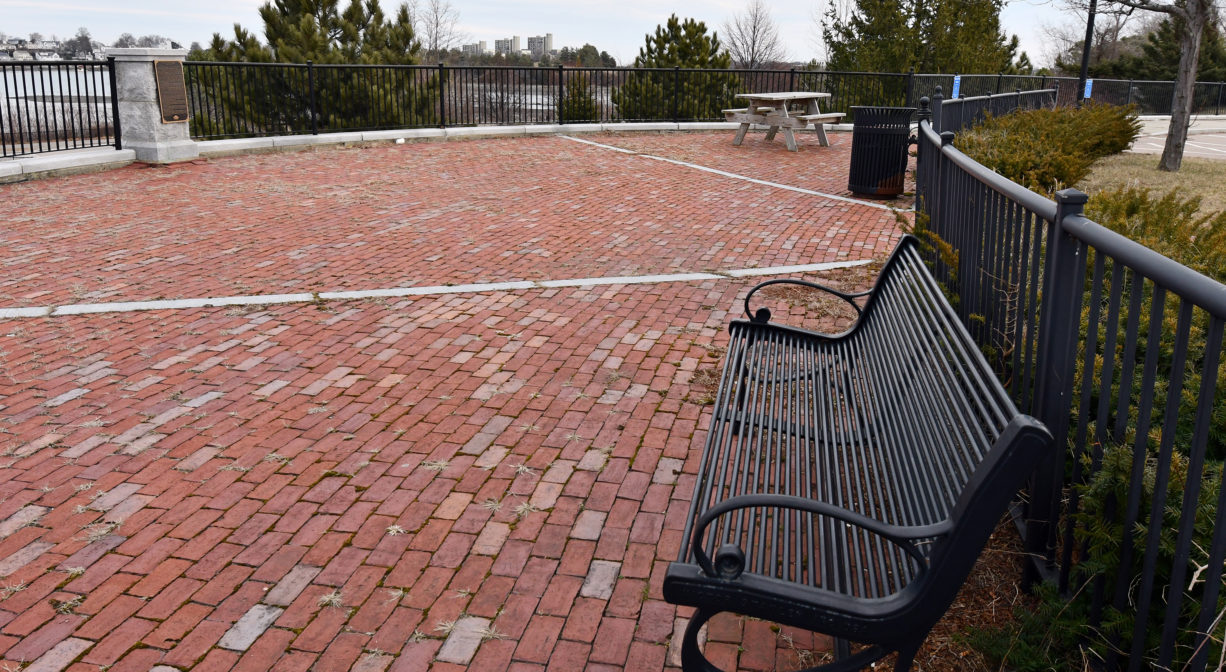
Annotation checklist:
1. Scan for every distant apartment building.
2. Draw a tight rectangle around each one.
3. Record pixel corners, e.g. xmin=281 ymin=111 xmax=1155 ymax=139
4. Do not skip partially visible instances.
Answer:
xmin=461 ymin=41 xmax=488 ymax=56
xmin=526 ymin=34 xmax=553 ymax=58
xmin=494 ymin=36 xmax=521 ymax=55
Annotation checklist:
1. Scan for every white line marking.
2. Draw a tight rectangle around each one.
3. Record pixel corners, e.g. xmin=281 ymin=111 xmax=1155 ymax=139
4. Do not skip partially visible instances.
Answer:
xmin=725 ymin=259 xmax=873 ymax=277
xmin=559 ymin=135 xmax=906 ymax=213
xmin=1184 ymin=140 xmax=1226 ymax=154
xmin=318 ymin=281 xmax=536 ymax=300
xmin=538 ymin=272 xmax=722 ymax=287
xmin=0 ymin=260 xmax=876 ymax=319
xmin=0 ymin=307 xmax=52 ymax=319
xmin=51 ymin=293 xmax=314 ymax=316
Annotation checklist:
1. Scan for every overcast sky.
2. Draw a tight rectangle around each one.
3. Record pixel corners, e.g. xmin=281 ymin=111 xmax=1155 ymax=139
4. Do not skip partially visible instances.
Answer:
xmin=0 ymin=0 xmax=1071 ymax=67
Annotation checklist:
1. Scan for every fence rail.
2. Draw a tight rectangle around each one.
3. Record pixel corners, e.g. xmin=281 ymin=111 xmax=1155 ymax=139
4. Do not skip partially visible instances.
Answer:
xmin=916 ymin=91 xmax=1226 ymax=671
xmin=0 ymin=59 xmax=120 ymax=158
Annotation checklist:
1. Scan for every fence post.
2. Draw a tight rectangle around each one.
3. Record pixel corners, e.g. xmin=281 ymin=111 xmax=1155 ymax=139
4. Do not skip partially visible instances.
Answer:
xmin=557 ymin=64 xmax=565 ymax=125
xmin=915 ymin=97 xmax=932 ymax=208
xmin=437 ymin=62 xmax=447 ymax=128
xmin=307 ymin=60 xmax=318 ymax=135
xmin=106 ymin=47 xmax=197 ymax=162
xmin=995 ymin=72 xmax=1003 ymax=94
xmin=1125 ymin=79 xmax=1133 ymax=105
xmin=931 ymin=86 xmax=943 ymax=134
xmin=672 ymin=66 xmax=680 ymax=122
xmin=905 ymin=68 xmax=915 ymax=107
xmin=1217 ymin=82 xmax=1223 ymax=115
xmin=107 ymin=56 xmax=122 ymax=150
xmin=1025 ymin=188 xmax=1090 ymax=587
xmin=935 ymin=131 xmax=956 ymax=279
xmin=789 ymin=67 xmax=796 ymax=92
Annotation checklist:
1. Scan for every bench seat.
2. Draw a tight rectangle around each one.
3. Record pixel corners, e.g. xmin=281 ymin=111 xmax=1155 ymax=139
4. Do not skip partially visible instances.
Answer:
xmin=663 ymin=236 xmax=1053 ymax=671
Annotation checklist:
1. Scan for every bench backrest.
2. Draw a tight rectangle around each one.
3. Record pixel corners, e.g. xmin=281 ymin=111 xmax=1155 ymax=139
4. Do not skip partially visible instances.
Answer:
xmin=710 ymin=235 xmax=1052 ymax=610
xmin=837 ymin=236 xmax=1053 ymax=614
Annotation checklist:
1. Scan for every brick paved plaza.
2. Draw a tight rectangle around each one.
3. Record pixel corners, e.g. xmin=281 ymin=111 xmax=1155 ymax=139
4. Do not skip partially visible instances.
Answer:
xmin=0 ymin=131 xmax=910 ymax=671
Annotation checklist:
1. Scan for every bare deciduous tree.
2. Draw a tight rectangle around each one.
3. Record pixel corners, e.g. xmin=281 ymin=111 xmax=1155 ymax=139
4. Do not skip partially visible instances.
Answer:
xmin=1043 ymin=1 xmax=1144 ymax=68
xmin=1106 ymin=0 xmax=1217 ymax=171
xmin=723 ymin=0 xmax=786 ymax=68
xmin=417 ymin=0 xmax=464 ymax=62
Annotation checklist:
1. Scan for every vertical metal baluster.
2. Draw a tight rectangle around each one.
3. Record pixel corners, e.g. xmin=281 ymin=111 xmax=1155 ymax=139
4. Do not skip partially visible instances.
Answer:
xmin=1129 ymin=300 xmax=1192 ymax=670
xmin=1104 ymin=282 xmax=1166 ymax=670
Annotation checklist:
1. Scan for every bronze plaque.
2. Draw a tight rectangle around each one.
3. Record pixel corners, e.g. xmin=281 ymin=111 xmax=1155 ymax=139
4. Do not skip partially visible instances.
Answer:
xmin=154 ymin=60 xmax=190 ymax=123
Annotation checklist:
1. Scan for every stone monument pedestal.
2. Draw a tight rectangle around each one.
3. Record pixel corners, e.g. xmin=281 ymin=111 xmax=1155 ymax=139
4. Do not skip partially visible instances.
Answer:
xmin=106 ymin=48 xmax=199 ymax=163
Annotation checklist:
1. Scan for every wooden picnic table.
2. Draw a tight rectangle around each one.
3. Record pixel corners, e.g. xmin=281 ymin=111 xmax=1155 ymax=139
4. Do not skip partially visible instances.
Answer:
xmin=724 ymin=92 xmax=844 ymax=151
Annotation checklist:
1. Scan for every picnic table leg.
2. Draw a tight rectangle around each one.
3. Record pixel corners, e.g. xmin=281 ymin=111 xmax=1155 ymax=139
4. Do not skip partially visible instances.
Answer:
xmin=809 ymin=98 xmax=832 ymax=147
xmin=764 ymin=125 xmax=779 ymax=142
xmin=733 ymin=122 xmax=750 ymax=146
xmin=814 ymin=123 xmax=830 ymax=147
xmin=782 ymin=127 xmax=798 ymax=151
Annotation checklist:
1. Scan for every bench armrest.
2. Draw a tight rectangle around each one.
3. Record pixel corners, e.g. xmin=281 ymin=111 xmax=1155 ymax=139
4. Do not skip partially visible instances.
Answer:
xmin=688 ymin=493 xmax=952 ymax=578
xmin=743 ymin=278 xmax=871 ymax=325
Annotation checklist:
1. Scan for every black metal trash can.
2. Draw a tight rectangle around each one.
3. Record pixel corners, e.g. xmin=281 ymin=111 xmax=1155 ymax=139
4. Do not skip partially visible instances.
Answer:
xmin=848 ymin=106 xmax=915 ymax=197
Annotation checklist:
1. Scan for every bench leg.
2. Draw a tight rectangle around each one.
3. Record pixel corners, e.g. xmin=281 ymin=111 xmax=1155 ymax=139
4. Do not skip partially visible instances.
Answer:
xmin=682 ymin=608 xmax=905 ymax=672
xmin=782 ymin=127 xmax=798 ymax=151
xmin=733 ymin=123 xmax=750 ymax=146
xmin=892 ymin=640 xmax=920 ymax=672
xmin=764 ymin=125 xmax=779 ymax=141
xmin=814 ymin=123 xmax=831 ymax=147
xmin=680 ymin=610 xmax=724 ymax=672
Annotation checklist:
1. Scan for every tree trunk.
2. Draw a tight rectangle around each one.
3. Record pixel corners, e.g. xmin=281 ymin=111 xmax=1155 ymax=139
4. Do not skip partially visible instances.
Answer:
xmin=1158 ymin=0 xmax=1207 ymax=172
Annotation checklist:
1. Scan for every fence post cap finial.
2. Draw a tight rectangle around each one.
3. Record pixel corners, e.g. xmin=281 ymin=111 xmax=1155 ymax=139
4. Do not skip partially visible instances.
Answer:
xmin=934 ymin=85 xmax=943 ymax=97
xmin=940 ymin=131 xmax=955 ymax=146
xmin=1055 ymin=189 xmax=1089 ymax=210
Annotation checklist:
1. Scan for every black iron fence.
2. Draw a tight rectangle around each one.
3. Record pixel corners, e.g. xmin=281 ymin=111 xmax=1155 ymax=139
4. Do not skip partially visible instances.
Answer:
xmin=933 ymin=87 xmax=1058 ymax=134
xmin=4 ymin=61 xmax=1224 ymax=153
xmin=184 ymin=62 xmax=920 ymax=139
xmin=0 ymin=59 xmax=121 ymax=158
xmin=183 ymin=63 xmax=1226 ymax=141
xmin=916 ymin=91 xmax=1226 ymax=671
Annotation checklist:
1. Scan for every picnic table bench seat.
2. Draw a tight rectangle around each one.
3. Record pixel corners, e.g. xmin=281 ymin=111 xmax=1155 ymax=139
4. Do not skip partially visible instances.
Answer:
xmin=797 ymin=112 xmax=845 ymax=123
xmin=663 ymin=236 xmax=1054 ymax=671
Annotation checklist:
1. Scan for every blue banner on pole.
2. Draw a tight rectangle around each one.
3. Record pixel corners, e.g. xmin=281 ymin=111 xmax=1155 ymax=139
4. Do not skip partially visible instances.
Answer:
xmin=952 ymin=75 xmax=961 ymax=99
xmin=1084 ymin=79 xmax=1093 ymax=99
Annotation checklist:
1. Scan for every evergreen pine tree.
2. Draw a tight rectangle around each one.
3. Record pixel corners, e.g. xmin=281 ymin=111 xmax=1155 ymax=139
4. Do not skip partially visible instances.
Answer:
xmin=191 ymin=0 xmax=437 ymax=137
xmin=559 ymin=73 xmax=599 ymax=122
xmin=1090 ymin=18 xmax=1226 ymax=82
xmin=611 ymin=16 xmax=740 ymax=121
xmin=822 ymin=0 xmax=1022 ymax=74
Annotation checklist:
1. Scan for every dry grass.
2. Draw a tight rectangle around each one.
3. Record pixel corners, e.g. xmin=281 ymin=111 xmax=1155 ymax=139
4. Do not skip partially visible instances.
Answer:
xmin=1083 ymin=153 xmax=1226 ymax=214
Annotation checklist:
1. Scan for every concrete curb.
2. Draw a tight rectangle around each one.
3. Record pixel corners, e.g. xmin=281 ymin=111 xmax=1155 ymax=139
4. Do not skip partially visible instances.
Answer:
xmin=0 ymin=148 xmax=139 ymax=184
xmin=3 ymin=122 xmax=855 ymax=180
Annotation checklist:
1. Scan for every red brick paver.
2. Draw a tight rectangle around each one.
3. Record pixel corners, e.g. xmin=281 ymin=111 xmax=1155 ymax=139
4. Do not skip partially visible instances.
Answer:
xmin=1 ymin=133 xmax=904 ymax=308
xmin=1 ymin=132 xmax=905 ymax=670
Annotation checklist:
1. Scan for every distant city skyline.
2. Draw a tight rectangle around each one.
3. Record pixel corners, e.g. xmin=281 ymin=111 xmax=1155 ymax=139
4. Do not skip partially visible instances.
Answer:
xmin=0 ymin=0 xmax=1069 ymax=67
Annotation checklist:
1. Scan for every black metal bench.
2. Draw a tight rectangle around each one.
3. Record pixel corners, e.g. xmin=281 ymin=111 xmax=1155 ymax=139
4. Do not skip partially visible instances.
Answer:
xmin=663 ymin=236 xmax=1054 ymax=671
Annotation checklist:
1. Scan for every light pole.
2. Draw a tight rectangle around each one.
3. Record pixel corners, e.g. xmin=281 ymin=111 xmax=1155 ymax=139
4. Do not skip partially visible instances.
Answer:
xmin=1076 ymin=0 xmax=1098 ymax=106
